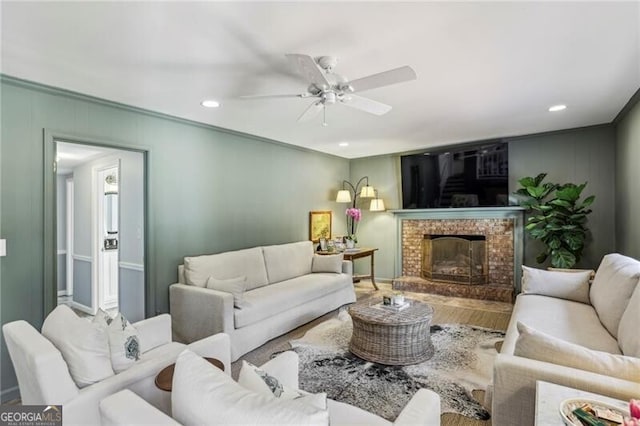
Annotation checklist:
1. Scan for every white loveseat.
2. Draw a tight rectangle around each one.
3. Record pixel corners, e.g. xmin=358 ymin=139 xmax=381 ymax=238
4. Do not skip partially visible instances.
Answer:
xmin=3 ymin=314 xmax=231 ymax=425
xmin=490 ymin=253 xmax=640 ymax=426
xmin=100 ymin=351 xmax=441 ymax=426
xmin=170 ymin=241 xmax=356 ymax=361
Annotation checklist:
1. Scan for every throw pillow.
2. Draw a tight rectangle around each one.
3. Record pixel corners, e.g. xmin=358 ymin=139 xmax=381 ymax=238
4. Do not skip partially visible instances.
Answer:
xmin=514 ymin=322 xmax=640 ymax=382
xmin=172 ymin=350 xmax=329 ymax=426
xmin=205 ymin=276 xmax=247 ymax=309
xmin=617 ymin=284 xmax=640 ymax=357
xmin=521 ymin=265 xmax=591 ymax=304
xmin=311 ymin=254 xmax=343 ymax=274
xmin=93 ymin=310 xmax=141 ymax=373
xmin=589 ymin=253 xmax=640 ymax=338
xmin=42 ymin=305 xmax=114 ymax=388
xmin=238 ymin=361 xmax=327 ymax=410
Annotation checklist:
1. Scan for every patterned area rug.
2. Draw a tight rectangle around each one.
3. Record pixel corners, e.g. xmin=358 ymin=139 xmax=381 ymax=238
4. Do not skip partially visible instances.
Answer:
xmin=289 ymin=310 xmax=504 ymax=421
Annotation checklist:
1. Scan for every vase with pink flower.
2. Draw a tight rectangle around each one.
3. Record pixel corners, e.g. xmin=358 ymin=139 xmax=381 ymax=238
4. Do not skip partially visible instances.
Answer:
xmin=345 ymin=208 xmax=361 ymax=248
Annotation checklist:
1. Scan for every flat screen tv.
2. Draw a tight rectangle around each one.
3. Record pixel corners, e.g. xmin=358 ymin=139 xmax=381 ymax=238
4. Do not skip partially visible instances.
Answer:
xmin=401 ymin=142 xmax=509 ymax=209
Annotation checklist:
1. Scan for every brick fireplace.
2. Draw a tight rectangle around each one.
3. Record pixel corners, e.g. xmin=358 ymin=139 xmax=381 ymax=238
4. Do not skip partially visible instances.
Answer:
xmin=391 ymin=208 xmax=524 ymax=302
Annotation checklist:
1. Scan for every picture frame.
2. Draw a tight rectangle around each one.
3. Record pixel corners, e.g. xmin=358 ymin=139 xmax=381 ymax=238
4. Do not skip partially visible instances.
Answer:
xmin=309 ymin=211 xmax=332 ymax=242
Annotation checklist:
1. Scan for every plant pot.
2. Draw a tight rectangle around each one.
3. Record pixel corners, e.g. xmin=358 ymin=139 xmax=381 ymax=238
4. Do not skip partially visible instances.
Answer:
xmin=346 ymin=239 xmax=355 ymax=249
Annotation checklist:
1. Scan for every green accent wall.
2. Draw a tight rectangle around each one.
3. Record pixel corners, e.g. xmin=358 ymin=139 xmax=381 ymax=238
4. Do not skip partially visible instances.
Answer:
xmin=350 ymin=125 xmax=617 ymax=279
xmin=615 ymin=98 xmax=640 ymax=259
xmin=0 ymin=77 xmax=349 ymax=400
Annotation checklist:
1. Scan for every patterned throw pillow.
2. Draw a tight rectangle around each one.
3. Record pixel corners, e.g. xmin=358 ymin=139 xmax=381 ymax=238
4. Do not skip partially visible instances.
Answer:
xmin=238 ymin=361 xmax=326 ymax=410
xmin=93 ymin=310 xmax=141 ymax=373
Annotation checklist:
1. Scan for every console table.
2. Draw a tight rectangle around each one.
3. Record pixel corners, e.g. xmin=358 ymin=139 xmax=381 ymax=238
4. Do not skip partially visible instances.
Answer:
xmin=318 ymin=247 xmax=379 ymax=290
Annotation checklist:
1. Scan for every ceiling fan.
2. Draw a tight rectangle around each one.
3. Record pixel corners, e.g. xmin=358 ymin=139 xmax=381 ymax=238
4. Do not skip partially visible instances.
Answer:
xmin=241 ymin=54 xmax=417 ymax=125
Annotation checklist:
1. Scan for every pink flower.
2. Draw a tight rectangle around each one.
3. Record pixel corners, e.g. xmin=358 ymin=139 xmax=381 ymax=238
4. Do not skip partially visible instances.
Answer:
xmin=631 ymin=399 xmax=640 ymax=420
xmin=624 ymin=418 xmax=640 ymax=426
xmin=346 ymin=208 xmax=362 ymax=221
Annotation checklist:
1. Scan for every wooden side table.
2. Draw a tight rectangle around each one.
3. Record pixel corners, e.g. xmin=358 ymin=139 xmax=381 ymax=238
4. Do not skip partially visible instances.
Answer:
xmin=318 ymin=247 xmax=379 ymax=290
xmin=155 ymin=357 xmax=224 ymax=391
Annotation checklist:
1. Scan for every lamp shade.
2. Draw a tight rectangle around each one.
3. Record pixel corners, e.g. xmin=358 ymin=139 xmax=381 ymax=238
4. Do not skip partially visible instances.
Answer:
xmin=336 ymin=190 xmax=352 ymax=203
xmin=360 ymin=185 xmax=375 ymax=198
xmin=370 ymin=198 xmax=386 ymax=212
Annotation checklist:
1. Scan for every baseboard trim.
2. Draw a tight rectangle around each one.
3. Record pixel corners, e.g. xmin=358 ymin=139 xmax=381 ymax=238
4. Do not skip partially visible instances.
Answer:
xmin=67 ymin=300 xmax=94 ymax=315
xmin=1 ymin=385 xmax=19 ymax=403
xmin=57 ymin=290 xmax=67 ymax=296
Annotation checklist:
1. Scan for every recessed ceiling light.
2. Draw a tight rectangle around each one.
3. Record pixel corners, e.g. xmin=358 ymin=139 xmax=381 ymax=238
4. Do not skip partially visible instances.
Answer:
xmin=548 ymin=104 xmax=567 ymax=112
xmin=201 ymin=99 xmax=220 ymax=108
xmin=339 ymin=142 xmax=349 ymax=147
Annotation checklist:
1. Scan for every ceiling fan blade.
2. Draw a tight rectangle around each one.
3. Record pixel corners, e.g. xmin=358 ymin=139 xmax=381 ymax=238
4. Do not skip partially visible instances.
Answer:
xmin=341 ymin=94 xmax=392 ymax=116
xmin=297 ymin=101 xmax=324 ymax=122
xmin=347 ymin=66 xmax=417 ymax=93
xmin=239 ymin=93 xmax=310 ymax=100
xmin=286 ymin=54 xmax=331 ymax=90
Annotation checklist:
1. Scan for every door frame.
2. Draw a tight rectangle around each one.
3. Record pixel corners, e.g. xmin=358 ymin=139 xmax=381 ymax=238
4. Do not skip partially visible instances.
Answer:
xmin=43 ymin=130 xmax=153 ymax=318
xmin=65 ymin=176 xmax=74 ymax=296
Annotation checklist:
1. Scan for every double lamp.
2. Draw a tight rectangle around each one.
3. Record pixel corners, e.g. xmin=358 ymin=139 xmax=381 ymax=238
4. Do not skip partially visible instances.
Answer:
xmin=335 ymin=176 xmax=385 ymax=211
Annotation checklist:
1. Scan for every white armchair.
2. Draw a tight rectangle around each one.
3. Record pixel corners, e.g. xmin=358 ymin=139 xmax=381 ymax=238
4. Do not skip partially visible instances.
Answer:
xmin=100 ymin=350 xmax=441 ymax=426
xmin=3 ymin=314 xmax=231 ymax=425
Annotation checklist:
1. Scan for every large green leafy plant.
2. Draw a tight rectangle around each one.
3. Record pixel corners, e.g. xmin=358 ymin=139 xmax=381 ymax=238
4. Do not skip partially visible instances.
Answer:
xmin=515 ymin=173 xmax=595 ymax=268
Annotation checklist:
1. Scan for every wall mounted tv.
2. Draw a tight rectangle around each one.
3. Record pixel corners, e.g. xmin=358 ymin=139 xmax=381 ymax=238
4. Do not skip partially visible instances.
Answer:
xmin=401 ymin=142 xmax=509 ymax=209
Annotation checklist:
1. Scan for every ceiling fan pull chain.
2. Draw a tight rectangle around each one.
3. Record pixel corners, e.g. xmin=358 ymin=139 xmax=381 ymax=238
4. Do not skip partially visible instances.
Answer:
xmin=323 ymin=106 xmax=328 ymax=127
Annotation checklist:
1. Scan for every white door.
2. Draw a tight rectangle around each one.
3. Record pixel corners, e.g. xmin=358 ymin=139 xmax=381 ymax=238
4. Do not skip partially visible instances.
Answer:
xmin=96 ymin=165 xmax=119 ymax=311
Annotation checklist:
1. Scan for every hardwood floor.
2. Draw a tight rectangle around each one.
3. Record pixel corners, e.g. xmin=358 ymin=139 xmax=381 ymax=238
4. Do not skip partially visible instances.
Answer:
xmin=233 ymin=280 xmax=514 ymax=426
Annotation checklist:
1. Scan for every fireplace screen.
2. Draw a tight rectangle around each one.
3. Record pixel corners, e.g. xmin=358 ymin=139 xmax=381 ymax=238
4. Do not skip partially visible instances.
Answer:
xmin=422 ymin=235 xmax=488 ymax=285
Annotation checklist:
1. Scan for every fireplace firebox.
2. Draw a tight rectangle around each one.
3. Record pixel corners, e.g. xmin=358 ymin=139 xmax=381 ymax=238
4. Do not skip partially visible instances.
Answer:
xmin=422 ymin=234 xmax=488 ymax=285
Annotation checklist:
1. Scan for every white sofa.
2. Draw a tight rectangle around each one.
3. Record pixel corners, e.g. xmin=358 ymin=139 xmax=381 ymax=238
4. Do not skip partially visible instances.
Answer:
xmin=490 ymin=253 xmax=640 ymax=426
xmin=100 ymin=351 xmax=441 ymax=426
xmin=3 ymin=314 xmax=231 ymax=425
xmin=170 ymin=241 xmax=357 ymax=361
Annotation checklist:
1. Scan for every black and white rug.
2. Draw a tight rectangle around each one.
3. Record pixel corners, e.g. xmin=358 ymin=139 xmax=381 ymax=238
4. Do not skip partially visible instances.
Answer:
xmin=289 ymin=310 xmax=504 ymax=421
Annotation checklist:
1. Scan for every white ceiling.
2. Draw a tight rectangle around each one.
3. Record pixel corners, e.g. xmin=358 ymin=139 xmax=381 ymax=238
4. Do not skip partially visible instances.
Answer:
xmin=56 ymin=142 xmax=119 ymax=175
xmin=2 ymin=2 xmax=639 ymax=159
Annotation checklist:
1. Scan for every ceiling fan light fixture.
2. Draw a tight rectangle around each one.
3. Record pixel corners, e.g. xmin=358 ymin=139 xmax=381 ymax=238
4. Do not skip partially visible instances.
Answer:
xmin=339 ymin=142 xmax=349 ymax=147
xmin=201 ymin=99 xmax=220 ymax=108
xmin=548 ymin=104 xmax=566 ymax=112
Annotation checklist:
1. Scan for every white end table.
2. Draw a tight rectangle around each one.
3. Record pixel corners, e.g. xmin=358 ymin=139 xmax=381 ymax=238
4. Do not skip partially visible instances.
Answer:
xmin=535 ymin=381 xmax=629 ymax=425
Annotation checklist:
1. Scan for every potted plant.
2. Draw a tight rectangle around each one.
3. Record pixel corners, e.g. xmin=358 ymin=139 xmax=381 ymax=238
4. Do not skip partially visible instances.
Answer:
xmin=515 ymin=173 xmax=595 ymax=268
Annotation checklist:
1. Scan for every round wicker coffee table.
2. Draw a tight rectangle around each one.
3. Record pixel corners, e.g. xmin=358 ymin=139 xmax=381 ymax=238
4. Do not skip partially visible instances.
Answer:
xmin=348 ymin=299 xmax=434 ymax=365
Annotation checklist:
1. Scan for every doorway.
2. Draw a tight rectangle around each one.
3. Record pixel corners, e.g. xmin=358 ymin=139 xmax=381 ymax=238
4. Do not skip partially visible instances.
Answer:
xmin=53 ymin=140 xmax=146 ymax=322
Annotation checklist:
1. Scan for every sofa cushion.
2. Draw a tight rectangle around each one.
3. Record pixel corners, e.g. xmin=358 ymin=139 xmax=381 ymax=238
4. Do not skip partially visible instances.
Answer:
xmin=521 ymin=265 xmax=591 ymax=303
xmin=184 ymin=247 xmax=268 ymax=291
xmin=235 ymin=273 xmax=351 ymax=328
xmin=590 ymin=253 xmax=640 ymax=338
xmin=206 ymin=276 xmax=247 ymax=309
xmin=42 ymin=305 xmax=114 ymax=388
xmin=262 ymin=241 xmax=314 ymax=284
xmin=501 ymin=294 xmax=621 ymax=356
xmin=172 ymin=350 xmax=329 ymax=426
xmin=312 ymin=254 xmax=344 ymax=274
xmin=514 ymin=322 xmax=640 ymax=382
xmin=618 ymin=284 xmax=640 ymax=357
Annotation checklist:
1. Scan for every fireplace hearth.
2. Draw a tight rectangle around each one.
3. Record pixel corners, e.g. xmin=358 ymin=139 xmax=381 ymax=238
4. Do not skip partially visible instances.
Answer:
xmin=423 ymin=234 xmax=487 ymax=285
xmin=390 ymin=209 xmax=525 ymax=303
